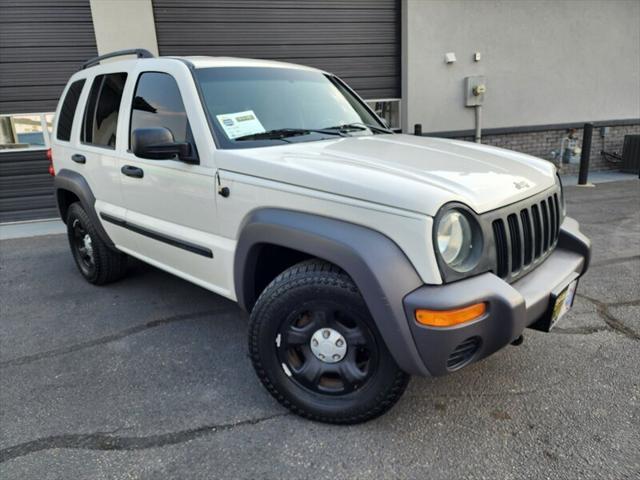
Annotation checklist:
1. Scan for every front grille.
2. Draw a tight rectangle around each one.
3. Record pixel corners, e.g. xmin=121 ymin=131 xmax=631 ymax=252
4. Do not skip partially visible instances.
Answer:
xmin=491 ymin=191 xmax=561 ymax=281
xmin=507 ymin=214 xmax=521 ymax=272
xmin=447 ymin=336 xmax=481 ymax=370
xmin=492 ymin=220 xmax=509 ymax=278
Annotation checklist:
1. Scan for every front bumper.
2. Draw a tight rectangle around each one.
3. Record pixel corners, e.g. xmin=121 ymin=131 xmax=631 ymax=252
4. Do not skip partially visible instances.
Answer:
xmin=404 ymin=216 xmax=591 ymax=376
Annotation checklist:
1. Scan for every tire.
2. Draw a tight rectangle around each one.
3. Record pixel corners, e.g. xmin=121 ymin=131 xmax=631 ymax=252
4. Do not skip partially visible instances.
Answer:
xmin=66 ymin=202 xmax=127 ymax=285
xmin=248 ymin=259 xmax=410 ymax=424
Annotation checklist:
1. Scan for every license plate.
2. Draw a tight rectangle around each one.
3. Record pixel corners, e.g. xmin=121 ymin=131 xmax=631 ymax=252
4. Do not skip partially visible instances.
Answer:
xmin=530 ymin=274 xmax=580 ymax=332
xmin=549 ymin=278 xmax=579 ymax=330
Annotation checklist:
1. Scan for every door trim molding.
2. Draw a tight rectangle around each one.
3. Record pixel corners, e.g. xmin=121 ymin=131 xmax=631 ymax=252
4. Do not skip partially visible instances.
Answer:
xmin=99 ymin=212 xmax=213 ymax=258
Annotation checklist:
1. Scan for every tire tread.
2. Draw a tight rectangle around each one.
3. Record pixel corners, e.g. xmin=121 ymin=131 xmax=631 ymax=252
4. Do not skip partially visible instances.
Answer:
xmin=248 ymin=259 xmax=409 ymax=424
xmin=67 ymin=203 xmax=127 ymax=285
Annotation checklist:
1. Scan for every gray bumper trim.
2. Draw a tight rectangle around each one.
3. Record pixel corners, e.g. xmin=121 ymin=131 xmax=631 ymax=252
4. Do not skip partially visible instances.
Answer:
xmin=403 ymin=216 xmax=590 ymax=376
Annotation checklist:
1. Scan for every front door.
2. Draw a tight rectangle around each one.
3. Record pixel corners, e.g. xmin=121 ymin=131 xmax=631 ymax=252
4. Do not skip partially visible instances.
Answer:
xmin=117 ymin=69 xmax=229 ymax=298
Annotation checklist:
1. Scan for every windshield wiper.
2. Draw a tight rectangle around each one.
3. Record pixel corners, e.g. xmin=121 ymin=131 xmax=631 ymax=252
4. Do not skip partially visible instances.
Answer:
xmin=234 ymin=128 xmax=347 ymax=142
xmin=325 ymin=122 xmax=393 ymax=134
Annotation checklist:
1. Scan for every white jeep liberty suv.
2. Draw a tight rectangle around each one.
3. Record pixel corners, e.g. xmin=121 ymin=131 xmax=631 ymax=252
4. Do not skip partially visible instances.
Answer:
xmin=51 ymin=49 xmax=591 ymax=424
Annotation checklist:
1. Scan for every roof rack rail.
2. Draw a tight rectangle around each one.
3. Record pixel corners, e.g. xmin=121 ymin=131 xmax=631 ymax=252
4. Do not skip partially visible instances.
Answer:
xmin=82 ymin=49 xmax=154 ymax=69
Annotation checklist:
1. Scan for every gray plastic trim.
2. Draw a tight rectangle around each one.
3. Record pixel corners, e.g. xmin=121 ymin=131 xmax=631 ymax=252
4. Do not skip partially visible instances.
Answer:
xmin=404 ymin=216 xmax=590 ymax=376
xmin=404 ymin=273 xmax=526 ymax=376
xmin=53 ymin=169 xmax=116 ymax=250
xmin=556 ymin=216 xmax=591 ymax=275
xmin=234 ymin=208 xmax=430 ymax=376
xmin=100 ymin=212 xmax=213 ymax=258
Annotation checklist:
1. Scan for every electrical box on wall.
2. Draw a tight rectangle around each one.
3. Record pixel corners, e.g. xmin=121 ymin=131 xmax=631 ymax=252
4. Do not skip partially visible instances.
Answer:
xmin=465 ymin=75 xmax=487 ymax=107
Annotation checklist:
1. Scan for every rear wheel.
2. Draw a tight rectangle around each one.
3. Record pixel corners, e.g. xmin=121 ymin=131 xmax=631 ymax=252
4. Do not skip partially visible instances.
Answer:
xmin=248 ymin=260 xmax=410 ymax=424
xmin=66 ymin=202 xmax=127 ymax=285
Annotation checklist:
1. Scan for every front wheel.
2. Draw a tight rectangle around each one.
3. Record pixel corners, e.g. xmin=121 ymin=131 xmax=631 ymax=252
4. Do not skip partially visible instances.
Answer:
xmin=248 ymin=260 xmax=410 ymax=424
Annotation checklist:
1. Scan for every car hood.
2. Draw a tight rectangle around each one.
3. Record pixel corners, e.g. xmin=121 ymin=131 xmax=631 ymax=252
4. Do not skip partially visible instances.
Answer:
xmin=217 ymin=134 xmax=557 ymax=216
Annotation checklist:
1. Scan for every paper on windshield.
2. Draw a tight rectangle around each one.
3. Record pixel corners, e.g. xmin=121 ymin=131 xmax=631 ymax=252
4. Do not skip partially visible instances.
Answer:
xmin=216 ymin=110 xmax=266 ymax=140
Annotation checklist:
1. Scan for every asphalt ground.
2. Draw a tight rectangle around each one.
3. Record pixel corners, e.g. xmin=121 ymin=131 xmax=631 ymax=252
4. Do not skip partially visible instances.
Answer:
xmin=1 ymin=180 xmax=638 ymax=479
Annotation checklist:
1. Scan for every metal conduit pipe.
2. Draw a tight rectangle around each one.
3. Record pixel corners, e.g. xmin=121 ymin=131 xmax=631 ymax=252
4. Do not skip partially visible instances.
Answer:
xmin=474 ymin=105 xmax=482 ymax=143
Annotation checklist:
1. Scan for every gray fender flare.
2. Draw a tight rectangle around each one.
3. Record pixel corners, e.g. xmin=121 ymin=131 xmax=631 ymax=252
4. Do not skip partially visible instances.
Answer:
xmin=53 ymin=169 xmax=116 ymax=250
xmin=234 ymin=208 xmax=430 ymax=376
xmin=558 ymin=216 xmax=591 ymax=275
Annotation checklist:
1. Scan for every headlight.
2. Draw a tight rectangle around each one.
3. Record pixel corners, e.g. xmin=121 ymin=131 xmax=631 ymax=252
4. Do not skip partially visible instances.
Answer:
xmin=436 ymin=209 xmax=478 ymax=272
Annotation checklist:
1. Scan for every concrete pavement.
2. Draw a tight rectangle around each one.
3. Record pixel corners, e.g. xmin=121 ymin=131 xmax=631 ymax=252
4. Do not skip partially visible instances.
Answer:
xmin=1 ymin=180 xmax=638 ymax=479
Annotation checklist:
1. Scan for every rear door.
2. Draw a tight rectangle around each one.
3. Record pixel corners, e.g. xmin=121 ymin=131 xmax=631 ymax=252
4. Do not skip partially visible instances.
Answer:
xmin=75 ymin=71 xmax=134 ymax=249
xmin=52 ymin=70 xmax=133 ymax=249
xmin=116 ymin=63 xmax=229 ymax=297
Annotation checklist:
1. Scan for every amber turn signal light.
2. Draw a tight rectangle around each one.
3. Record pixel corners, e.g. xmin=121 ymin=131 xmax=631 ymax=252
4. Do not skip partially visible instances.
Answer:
xmin=415 ymin=302 xmax=487 ymax=327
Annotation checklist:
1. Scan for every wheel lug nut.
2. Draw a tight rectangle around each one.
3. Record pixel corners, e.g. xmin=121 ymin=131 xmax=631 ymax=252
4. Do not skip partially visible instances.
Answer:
xmin=336 ymin=339 xmax=344 ymax=347
xmin=312 ymin=339 xmax=318 ymax=346
xmin=332 ymin=354 xmax=340 ymax=360
xmin=319 ymin=353 xmax=325 ymax=359
xmin=323 ymin=330 xmax=330 ymax=339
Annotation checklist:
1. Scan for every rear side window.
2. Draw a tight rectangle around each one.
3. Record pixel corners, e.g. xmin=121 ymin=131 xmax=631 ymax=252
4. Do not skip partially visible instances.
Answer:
xmin=82 ymin=73 xmax=127 ymax=148
xmin=56 ymin=79 xmax=85 ymax=141
xmin=130 ymin=72 xmax=190 ymax=145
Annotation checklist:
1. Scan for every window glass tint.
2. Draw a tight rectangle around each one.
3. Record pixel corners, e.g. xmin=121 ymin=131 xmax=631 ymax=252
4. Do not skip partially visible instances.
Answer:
xmin=57 ymin=79 xmax=85 ymax=141
xmin=130 ymin=72 xmax=189 ymax=145
xmin=82 ymin=73 xmax=127 ymax=148
xmin=194 ymin=67 xmax=382 ymax=149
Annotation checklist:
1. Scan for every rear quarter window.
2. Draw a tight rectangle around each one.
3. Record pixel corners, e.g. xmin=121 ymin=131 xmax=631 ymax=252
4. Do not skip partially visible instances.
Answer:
xmin=82 ymin=73 xmax=128 ymax=148
xmin=56 ymin=79 xmax=85 ymax=141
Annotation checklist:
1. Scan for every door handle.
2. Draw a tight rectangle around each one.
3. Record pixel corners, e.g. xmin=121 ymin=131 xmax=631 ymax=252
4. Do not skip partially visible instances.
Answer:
xmin=71 ymin=154 xmax=86 ymax=164
xmin=121 ymin=165 xmax=144 ymax=178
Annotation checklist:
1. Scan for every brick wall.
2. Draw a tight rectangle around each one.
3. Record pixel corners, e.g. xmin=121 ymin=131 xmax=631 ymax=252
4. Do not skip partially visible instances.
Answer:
xmin=447 ymin=123 xmax=640 ymax=174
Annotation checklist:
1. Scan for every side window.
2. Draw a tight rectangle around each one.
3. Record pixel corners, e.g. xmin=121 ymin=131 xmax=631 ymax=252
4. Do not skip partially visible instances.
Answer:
xmin=82 ymin=73 xmax=127 ymax=148
xmin=56 ymin=79 xmax=85 ymax=141
xmin=130 ymin=72 xmax=190 ymax=146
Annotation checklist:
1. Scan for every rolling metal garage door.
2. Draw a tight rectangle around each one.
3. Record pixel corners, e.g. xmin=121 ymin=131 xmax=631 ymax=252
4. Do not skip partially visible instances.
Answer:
xmin=0 ymin=0 xmax=97 ymax=222
xmin=153 ymin=0 xmax=401 ymax=100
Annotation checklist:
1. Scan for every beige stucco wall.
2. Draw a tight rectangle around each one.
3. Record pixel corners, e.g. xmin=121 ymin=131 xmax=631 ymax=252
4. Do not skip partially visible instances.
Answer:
xmin=90 ymin=0 xmax=159 ymax=57
xmin=402 ymin=0 xmax=640 ymax=133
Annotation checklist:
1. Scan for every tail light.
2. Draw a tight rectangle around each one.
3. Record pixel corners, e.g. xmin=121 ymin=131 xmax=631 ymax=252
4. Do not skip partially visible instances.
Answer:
xmin=47 ymin=148 xmax=54 ymax=176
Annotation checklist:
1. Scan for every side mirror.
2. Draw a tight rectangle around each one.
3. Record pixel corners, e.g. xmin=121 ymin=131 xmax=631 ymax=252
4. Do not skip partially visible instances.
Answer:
xmin=131 ymin=127 xmax=197 ymax=164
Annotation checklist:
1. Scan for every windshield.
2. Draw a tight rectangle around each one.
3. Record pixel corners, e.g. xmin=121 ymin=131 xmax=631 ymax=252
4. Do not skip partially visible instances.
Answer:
xmin=194 ymin=67 xmax=388 ymax=149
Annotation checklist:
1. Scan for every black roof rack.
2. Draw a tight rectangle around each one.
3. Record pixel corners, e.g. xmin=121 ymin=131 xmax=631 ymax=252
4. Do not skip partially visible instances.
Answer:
xmin=82 ymin=49 xmax=154 ymax=69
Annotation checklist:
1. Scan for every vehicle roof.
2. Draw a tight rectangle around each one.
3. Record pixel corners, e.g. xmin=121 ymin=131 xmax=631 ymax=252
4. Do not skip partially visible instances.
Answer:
xmin=177 ymin=56 xmax=323 ymax=72
xmin=81 ymin=55 xmax=324 ymax=73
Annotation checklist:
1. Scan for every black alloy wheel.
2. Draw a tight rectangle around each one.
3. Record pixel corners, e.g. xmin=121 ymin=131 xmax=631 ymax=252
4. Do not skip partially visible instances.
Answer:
xmin=70 ymin=216 xmax=96 ymax=277
xmin=276 ymin=300 xmax=378 ymax=396
xmin=65 ymin=202 xmax=128 ymax=285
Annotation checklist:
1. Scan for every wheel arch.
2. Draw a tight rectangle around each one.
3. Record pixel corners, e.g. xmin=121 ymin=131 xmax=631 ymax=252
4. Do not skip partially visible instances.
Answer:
xmin=56 ymin=189 xmax=80 ymax=223
xmin=234 ymin=208 xmax=430 ymax=376
xmin=53 ymin=169 xmax=116 ymax=250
